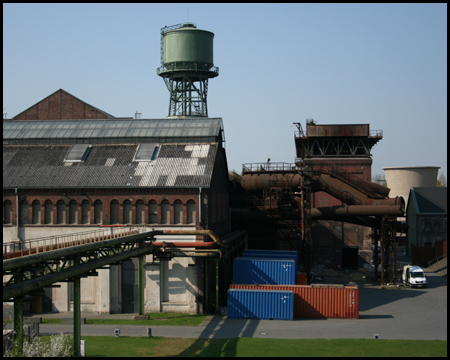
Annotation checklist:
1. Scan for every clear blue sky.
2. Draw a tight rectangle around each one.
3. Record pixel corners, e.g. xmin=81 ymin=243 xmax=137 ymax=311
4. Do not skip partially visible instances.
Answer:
xmin=3 ymin=3 xmax=447 ymax=180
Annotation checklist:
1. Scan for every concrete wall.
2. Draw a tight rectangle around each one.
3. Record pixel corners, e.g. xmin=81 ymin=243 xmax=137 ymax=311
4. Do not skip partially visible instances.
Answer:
xmin=12 ymin=224 xmax=203 ymax=315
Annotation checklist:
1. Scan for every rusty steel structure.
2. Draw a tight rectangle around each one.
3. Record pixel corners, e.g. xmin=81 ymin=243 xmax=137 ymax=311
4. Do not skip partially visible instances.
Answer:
xmin=232 ymin=120 xmax=406 ymax=285
xmin=294 ymin=121 xmax=383 ymax=160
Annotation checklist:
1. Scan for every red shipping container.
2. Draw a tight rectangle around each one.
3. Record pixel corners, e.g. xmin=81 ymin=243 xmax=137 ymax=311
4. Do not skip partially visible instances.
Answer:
xmin=229 ymin=284 xmax=359 ymax=319
xmin=297 ymin=272 xmax=307 ymax=285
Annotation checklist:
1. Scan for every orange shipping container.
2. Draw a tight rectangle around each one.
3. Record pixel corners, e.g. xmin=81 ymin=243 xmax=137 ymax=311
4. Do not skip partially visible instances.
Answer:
xmin=229 ymin=284 xmax=359 ymax=319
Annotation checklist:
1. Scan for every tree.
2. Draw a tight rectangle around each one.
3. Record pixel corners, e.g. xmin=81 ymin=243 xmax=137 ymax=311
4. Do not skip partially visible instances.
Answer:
xmin=372 ymin=174 xmax=387 ymax=186
xmin=436 ymin=173 xmax=447 ymax=187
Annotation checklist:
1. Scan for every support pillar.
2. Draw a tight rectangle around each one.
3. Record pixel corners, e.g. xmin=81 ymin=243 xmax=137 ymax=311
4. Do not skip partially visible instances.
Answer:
xmin=204 ymin=258 xmax=208 ymax=313
xmin=73 ymin=277 xmax=81 ymax=357
xmin=138 ymin=255 xmax=145 ymax=315
xmin=13 ymin=296 xmax=24 ymax=356
xmin=380 ymin=218 xmax=386 ymax=286
xmin=372 ymin=226 xmax=380 ymax=282
xmin=215 ymin=258 xmax=219 ymax=313
xmin=301 ymin=186 xmax=312 ymax=284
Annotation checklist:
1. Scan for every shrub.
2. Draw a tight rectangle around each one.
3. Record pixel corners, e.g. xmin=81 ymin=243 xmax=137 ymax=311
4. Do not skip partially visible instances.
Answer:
xmin=4 ymin=332 xmax=73 ymax=357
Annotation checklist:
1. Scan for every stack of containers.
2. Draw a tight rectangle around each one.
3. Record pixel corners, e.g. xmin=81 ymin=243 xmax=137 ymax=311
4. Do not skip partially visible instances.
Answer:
xmin=229 ymin=284 xmax=359 ymax=319
xmin=228 ymin=249 xmax=298 ymax=320
xmin=229 ymin=249 xmax=359 ymax=319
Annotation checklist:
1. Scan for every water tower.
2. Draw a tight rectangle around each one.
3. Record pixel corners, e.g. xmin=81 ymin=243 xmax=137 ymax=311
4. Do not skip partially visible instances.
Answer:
xmin=157 ymin=23 xmax=219 ymax=118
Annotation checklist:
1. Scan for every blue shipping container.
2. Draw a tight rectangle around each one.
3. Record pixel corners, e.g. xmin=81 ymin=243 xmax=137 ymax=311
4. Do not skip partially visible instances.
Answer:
xmin=233 ymin=257 xmax=296 ymax=285
xmin=242 ymin=250 xmax=298 ymax=269
xmin=227 ymin=289 xmax=294 ymax=320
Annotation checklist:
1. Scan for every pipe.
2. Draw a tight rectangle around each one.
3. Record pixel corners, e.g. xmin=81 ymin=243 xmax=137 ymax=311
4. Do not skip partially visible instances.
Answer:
xmin=241 ymin=172 xmax=401 ymax=209
xmin=199 ymin=187 xmax=202 ymax=227
xmin=4 ymin=229 xmax=222 ymax=271
xmin=155 ymin=229 xmax=223 ymax=247
xmin=15 ymin=188 xmax=20 ymax=241
xmin=231 ymin=204 xmax=402 ymax=225
xmin=241 ymin=173 xmax=302 ymax=192
xmin=310 ymin=204 xmax=404 ymax=217
xmin=152 ymin=241 xmax=218 ymax=248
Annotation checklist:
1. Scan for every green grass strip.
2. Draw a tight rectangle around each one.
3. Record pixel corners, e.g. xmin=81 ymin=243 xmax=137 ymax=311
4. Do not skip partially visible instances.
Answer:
xmin=60 ymin=337 xmax=447 ymax=357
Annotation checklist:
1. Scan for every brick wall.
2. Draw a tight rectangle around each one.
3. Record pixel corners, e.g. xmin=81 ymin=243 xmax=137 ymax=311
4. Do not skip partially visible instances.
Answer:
xmin=13 ymin=89 xmax=113 ymax=120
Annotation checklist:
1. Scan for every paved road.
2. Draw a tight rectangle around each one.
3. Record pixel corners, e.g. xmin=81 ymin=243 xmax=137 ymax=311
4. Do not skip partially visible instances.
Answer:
xmin=35 ymin=272 xmax=446 ymax=340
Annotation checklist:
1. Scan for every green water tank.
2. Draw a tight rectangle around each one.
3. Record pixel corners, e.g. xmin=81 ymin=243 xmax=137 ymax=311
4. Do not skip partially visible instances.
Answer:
xmin=163 ymin=24 xmax=214 ymax=68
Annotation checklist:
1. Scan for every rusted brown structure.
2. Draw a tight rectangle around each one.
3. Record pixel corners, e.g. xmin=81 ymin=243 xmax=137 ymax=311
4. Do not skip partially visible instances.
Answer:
xmin=231 ymin=120 xmax=405 ymax=284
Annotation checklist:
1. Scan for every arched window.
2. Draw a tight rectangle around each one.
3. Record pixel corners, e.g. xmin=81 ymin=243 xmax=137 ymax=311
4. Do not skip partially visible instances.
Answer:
xmin=69 ymin=200 xmax=77 ymax=224
xmin=3 ymin=200 xmax=12 ymax=224
xmin=19 ymin=200 xmax=29 ymax=226
xmin=44 ymin=200 xmax=53 ymax=224
xmin=187 ymin=200 xmax=196 ymax=224
xmin=148 ymin=200 xmax=157 ymax=224
xmin=123 ymin=200 xmax=132 ymax=224
xmin=94 ymin=200 xmax=102 ymax=224
xmin=161 ymin=200 xmax=170 ymax=224
xmin=81 ymin=200 xmax=90 ymax=224
xmin=110 ymin=200 xmax=119 ymax=224
xmin=32 ymin=200 xmax=41 ymax=224
xmin=136 ymin=200 xmax=144 ymax=224
xmin=174 ymin=200 xmax=182 ymax=224
xmin=57 ymin=200 xmax=65 ymax=224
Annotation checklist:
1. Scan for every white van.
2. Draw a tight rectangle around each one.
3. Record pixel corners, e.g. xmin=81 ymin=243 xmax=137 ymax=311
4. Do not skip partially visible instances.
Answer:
xmin=402 ymin=265 xmax=427 ymax=288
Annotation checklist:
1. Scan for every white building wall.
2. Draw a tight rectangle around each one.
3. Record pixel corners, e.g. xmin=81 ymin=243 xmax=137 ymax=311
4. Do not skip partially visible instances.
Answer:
xmin=5 ymin=225 xmax=202 ymax=314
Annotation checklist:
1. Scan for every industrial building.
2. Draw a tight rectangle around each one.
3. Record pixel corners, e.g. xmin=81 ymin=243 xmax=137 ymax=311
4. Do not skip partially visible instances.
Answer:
xmin=230 ymin=120 xmax=405 ymax=283
xmin=406 ymin=187 xmax=447 ymax=265
xmin=4 ymin=22 xmax=424 ymax=323
xmin=3 ymin=23 xmax=238 ymax=315
xmin=383 ymin=166 xmax=446 ymax=263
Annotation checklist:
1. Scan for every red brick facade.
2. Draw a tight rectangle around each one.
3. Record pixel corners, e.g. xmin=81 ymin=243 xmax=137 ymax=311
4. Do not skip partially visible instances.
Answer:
xmin=13 ymin=89 xmax=114 ymax=120
xmin=3 ymin=187 xmax=230 ymax=235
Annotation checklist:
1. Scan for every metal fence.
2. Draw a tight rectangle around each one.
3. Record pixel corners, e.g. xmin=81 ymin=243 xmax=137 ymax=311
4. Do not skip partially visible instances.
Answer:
xmin=3 ymin=225 xmax=146 ymax=259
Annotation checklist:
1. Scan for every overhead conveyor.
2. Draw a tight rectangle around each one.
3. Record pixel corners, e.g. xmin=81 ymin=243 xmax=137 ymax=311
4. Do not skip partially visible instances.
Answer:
xmin=3 ymin=226 xmax=247 ymax=357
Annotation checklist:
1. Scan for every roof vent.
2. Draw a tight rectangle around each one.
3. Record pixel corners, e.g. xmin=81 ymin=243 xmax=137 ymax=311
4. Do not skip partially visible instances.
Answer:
xmin=134 ymin=143 xmax=160 ymax=161
xmin=65 ymin=144 xmax=92 ymax=162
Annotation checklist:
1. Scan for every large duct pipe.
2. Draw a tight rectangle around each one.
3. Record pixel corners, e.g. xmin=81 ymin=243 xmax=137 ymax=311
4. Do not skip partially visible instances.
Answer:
xmin=310 ymin=204 xmax=404 ymax=217
xmin=241 ymin=171 xmax=404 ymax=209
xmin=311 ymin=174 xmax=404 ymax=209
xmin=241 ymin=173 xmax=302 ymax=192
xmin=231 ymin=203 xmax=403 ymax=224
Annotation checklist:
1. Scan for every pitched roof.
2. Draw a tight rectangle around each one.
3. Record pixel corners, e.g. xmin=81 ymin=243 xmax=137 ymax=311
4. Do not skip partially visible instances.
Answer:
xmin=3 ymin=143 xmax=217 ymax=189
xmin=12 ymin=89 xmax=115 ymax=120
xmin=408 ymin=187 xmax=447 ymax=214
xmin=3 ymin=118 xmax=224 ymax=145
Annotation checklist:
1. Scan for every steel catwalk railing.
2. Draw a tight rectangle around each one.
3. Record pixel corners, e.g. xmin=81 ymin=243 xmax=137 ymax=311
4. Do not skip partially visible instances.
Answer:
xmin=3 ymin=224 xmax=146 ymax=259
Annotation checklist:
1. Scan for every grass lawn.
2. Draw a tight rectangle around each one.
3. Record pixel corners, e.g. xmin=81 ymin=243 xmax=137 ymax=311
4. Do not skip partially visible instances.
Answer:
xmin=68 ymin=337 xmax=446 ymax=357
xmin=41 ymin=312 xmax=206 ymax=326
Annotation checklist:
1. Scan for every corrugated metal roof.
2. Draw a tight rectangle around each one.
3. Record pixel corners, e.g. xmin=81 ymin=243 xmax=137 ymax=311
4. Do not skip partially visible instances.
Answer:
xmin=3 ymin=118 xmax=223 ymax=145
xmin=3 ymin=143 xmax=217 ymax=189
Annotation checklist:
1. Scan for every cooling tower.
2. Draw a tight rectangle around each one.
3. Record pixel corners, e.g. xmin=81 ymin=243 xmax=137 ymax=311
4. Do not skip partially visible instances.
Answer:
xmin=382 ymin=166 xmax=440 ymax=209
